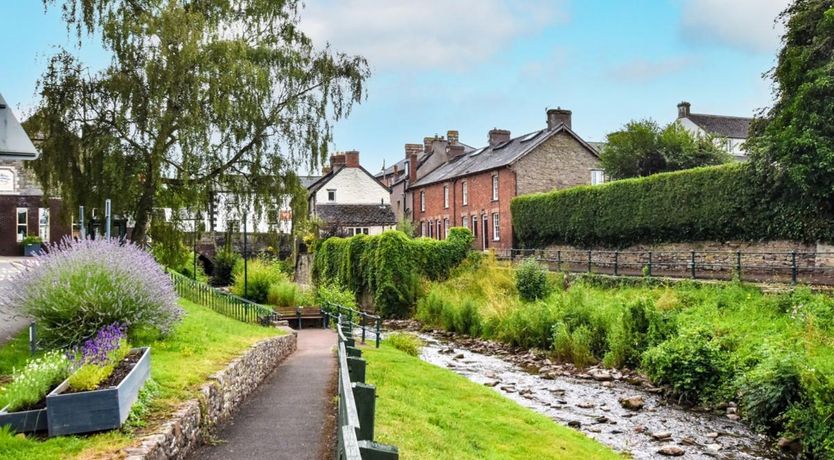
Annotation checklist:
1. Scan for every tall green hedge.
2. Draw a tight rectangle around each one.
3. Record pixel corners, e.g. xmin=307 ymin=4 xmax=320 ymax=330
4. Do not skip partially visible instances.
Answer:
xmin=312 ymin=228 xmax=473 ymax=318
xmin=511 ymin=163 xmax=833 ymax=248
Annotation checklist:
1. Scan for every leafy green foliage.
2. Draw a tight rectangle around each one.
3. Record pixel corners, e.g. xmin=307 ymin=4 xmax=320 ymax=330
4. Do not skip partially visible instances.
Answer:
xmin=267 ymin=282 xmax=299 ymax=308
xmin=515 ymin=258 xmax=552 ymax=302
xmin=315 ymin=283 xmax=358 ymax=309
xmin=738 ymin=350 xmax=804 ymax=436
xmin=0 ymin=351 xmax=71 ymax=412
xmin=313 ymin=229 xmax=473 ymax=317
xmin=211 ymin=249 xmax=240 ymax=286
xmin=230 ymin=259 xmax=286 ymax=304
xmin=601 ymin=119 xmax=731 ymax=180
xmin=512 ymin=163 xmax=833 ymax=248
xmin=386 ymin=333 xmax=423 ymax=357
xmin=20 ymin=236 xmax=43 ymax=246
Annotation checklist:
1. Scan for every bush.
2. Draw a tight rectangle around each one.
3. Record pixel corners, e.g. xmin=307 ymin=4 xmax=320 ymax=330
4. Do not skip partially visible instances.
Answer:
xmin=268 ymin=281 xmax=299 ymax=308
xmin=231 ymin=258 xmax=286 ymax=304
xmin=386 ymin=332 xmax=423 ymax=356
xmin=5 ymin=238 xmax=182 ymax=348
xmin=738 ymin=351 xmax=804 ymax=436
xmin=642 ymin=327 xmax=729 ymax=403
xmin=511 ymin=163 xmax=833 ymax=248
xmin=515 ymin=258 xmax=551 ymax=302
xmin=0 ymin=351 xmax=71 ymax=411
xmin=316 ymin=283 xmax=358 ymax=309
xmin=211 ymin=249 xmax=239 ymax=286
xmin=20 ymin=235 xmax=43 ymax=246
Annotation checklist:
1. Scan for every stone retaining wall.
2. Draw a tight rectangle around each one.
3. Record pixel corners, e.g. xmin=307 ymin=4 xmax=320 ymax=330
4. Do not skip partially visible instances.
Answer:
xmin=124 ymin=329 xmax=297 ymax=460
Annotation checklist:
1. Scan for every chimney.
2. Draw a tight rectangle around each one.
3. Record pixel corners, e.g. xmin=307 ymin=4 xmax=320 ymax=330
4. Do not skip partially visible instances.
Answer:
xmin=322 ymin=165 xmax=332 ymax=174
xmin=344 ymin=150 xmax=360 ymax=168
xmin=405 ymin=143 xmax=422 ymax=159
xmin=547 ymin=108 xmax=572 ymax=130
xmin=393 ymin=164 xmax=399 ymax=175
xmin=447 ymin=130 xmax=459 ymax=144
xmin=488 ymin=128 xmax=511 ymax=146
xmin=448 ymin=144 xmax=465 ymax=160
xmin=677 ymin=101 xmax=691 ymax=119
xmin=330 ymin=153 xmax=346 ymax=169
xmin=423 ymin=136 xmax=434 ymax=153
xmin=408 ymin=152 xmax=418 ymax=183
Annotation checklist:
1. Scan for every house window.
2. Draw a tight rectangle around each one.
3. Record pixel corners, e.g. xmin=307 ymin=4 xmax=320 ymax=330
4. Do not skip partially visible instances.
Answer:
xmin=16 ymin=208 xmax=27 ymax=242
xmin=39 ymin=208 xmax=50 ymax=242
xmin=443 ymin=186 xmax=449 ymax=209
xmin=421 ymin=221 xmax=426 ymax=237
xmin=471 ymin=215 xmax=478 ymax=237
xmin=444 ymin=218 xmax=449 ymax=238
xmin=462 ymin=216 xmax=468 ymax=230
xmin=591 ymin=169 xmax=605 ymax=185
xmin=420 ymin=191 xmax=425 ymax=212
xmin=491 ymin=174 xmax=499 ymax=201
xmin=462 ymin=181 xmax=468 ymax=206
xmin=327 ymin=189 xmax=336 ymax=202
xmin=492 ymin=213 xmax=500 ymax=241
xmin=0 ymin=168 xmax=14 ymax=192
xmin=437 ymin=221 xmax=442 ymax=240
xmin=346 ymin=227 xmax=369 ymax=236
xmin=428 ymin=220 xmax=433 ymax=238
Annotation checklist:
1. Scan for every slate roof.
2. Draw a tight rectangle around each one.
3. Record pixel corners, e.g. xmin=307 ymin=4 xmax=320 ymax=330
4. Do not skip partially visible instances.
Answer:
xmin=410 ymin=124 xmax=598 ymax=188
xmin=315 ymin=203 xmax=397 ymax=226
xmin=687 ymin=114 xmax=752 ymax=139
xmin=298 ymin=175 xmax=321 ymax=189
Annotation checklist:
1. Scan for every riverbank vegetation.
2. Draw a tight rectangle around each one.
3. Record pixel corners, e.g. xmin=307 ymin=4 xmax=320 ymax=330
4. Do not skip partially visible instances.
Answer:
xmin=364 ymin=341 xmax=620 ymax=459
xmin=415 ymin=255 xmax=834 ymax=457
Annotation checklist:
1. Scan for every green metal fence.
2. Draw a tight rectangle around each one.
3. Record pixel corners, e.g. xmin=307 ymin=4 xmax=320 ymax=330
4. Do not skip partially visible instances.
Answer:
xmin=168 ymin=270 xmax=277 ymax=326
xmin=322 ymin=303 xmax=383 ymax=348
xmin=334 ymin=314 xmax=398 ymax=460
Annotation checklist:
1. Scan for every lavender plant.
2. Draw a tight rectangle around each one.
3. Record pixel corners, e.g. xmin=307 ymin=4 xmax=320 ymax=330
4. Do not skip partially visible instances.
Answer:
xmin=67 ymin=323 xmax=132 ymax=391
xmin=0 ymin=351 xmax=71 ymax=412
xmin=2 ymin=237 xmax=182 ymax=348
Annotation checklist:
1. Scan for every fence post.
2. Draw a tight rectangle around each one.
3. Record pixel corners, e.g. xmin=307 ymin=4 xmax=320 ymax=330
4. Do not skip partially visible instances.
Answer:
xmin=736 ymin=251 xmax=742 ymax=280
xmin=29 ymin=321 xmax=36 ymax=356
xmin=791 ymin=251 xmax=798 ymax=285
xmin=352 ymin=383 xmax=377 ymax=441
xmin=556 ymin=250 xmax=562 ymax=271
xmin=614 ymin=251 xmax=619 ymax=276
xmin=361 ymin=313 xmax=367 ymax=345
xmin=375 ymin=317 xmax=381 ymax=348
xmin=587 ymin=250 xmax=592 ymax=273
xmin=690 ymin=250 xmax=696 ymax=279
xmin=347 ymin=357 xmax=366 ymax=383
xmin=647 ymin=251 xmax=653 ymax=277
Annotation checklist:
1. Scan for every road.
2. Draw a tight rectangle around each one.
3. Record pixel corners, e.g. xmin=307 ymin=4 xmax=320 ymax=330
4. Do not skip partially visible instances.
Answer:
xmin=0 ymin=257 xmax=31 ymax=346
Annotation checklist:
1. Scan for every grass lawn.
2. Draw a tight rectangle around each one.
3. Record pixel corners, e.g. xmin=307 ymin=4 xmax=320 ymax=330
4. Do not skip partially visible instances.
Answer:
xmin=0 ymin=299 xmax=282 ymax=460
xmin=362 ymin=342 xmax=621 ymax=460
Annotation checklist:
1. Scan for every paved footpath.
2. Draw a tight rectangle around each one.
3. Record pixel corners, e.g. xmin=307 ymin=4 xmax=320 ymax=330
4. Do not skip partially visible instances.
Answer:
xmin=189 ymin=328 xmax=337 ymax=460
xmin=0 ymin=257 xmax=30 ymax=346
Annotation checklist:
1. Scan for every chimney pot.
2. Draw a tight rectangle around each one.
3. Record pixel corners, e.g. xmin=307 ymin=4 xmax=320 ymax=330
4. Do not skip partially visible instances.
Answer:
xmin=330 ymin=153 xmax=346 ymax=169
xmin=408 ymin=153 xmax=418 ymax=184
xmin=547 ymin=108 xmax=572 ymax=130
xmin=488 ymin=128 xmax=511 ymax=146
xmin=447 ymin=130 xmax=459 ymax=144
xmin=344 ymin=150 xmax=360 ymax=168
xmin=677 ymin=101 xmax=691 ymax=119
xmin=405 ymin=143 xmax=423 ymax=159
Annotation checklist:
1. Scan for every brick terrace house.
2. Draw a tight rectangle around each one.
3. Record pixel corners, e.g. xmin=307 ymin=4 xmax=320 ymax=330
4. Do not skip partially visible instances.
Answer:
xmin=409 ymin=108 xmax=602 ymax=250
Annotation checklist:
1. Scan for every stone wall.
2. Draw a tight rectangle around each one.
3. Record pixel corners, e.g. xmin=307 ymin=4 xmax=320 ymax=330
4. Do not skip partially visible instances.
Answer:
xmin=124 ymin=330 xmax=297 ymax=460
xmin=512 ymin=131 xmax=601 ymax=196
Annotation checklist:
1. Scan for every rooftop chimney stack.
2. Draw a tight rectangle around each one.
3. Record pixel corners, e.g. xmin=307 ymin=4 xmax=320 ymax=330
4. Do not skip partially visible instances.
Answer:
xmin=423 ymin=136 xmax=434 ymax=153
xmin=344 ymin=150 xmax=360 ymax=168
xmin=488 ymin=128 xmax=511 ymax=146
xmin=330 ymin=153 xmax=346 ymax=169
xmin=547 ymin=108 xmax=572 ymax=130
xmin=677 ymin=101 xmax=691 ymax=119
xmin=447 ymin=130 xmax=459 ymax=144
xmin=448 ymin=144 xmax=465 ymax=160
xmin=408 ymin=152 xmax=418 ymax=184
xmin=405 ymin=143 xmax=423 ymax=159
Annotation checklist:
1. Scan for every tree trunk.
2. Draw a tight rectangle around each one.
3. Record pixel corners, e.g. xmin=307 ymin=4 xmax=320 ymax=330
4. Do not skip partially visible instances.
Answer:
xmin=130 ymin=160 xmax=157 ymax=244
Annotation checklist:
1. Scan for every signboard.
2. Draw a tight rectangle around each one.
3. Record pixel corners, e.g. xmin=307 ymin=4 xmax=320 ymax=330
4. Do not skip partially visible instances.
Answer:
xmin=0 ymin=92 xmax=39 ymax=160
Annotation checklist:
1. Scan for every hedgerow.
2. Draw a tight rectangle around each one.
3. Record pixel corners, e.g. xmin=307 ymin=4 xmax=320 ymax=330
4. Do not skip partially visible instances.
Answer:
xmin=312 ymin=228 xmax=473 ymax=318
xmin=511 ymin=163 xmax=833 ymax=248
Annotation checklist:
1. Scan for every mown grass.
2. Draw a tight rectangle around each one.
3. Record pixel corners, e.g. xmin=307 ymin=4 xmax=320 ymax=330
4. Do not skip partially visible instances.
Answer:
xmin=0 ymin=299 xmax=281 ymax=460
xmin=363 ymin=342 xmax=621 ymax=460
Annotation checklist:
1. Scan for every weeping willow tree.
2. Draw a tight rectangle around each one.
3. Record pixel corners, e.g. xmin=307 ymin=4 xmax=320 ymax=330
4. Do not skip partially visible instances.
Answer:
xmin=26 ymin=0 xmax=369 ymax=243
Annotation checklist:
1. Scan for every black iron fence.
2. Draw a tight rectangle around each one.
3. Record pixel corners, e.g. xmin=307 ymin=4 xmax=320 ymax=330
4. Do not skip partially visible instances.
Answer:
xmin=496 ymin=248 xmax=834 ymax=285
xmin=322 ymin=303 xmax=383 ymax=348
xmin=168 ymin=270 xmax=277 ymax=325
xmin=334 ymin=314 xmax=398 ymax=459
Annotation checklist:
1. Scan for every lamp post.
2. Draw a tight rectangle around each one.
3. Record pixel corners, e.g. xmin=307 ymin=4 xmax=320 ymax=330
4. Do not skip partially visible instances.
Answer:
xmin=183 ymin=210 xmax=204 ymax=280
xmin=243 ymin=212 xmax=248 ymax=298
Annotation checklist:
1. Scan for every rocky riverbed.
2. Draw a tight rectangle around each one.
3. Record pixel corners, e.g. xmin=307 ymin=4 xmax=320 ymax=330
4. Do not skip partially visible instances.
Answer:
xmin=386 ymin=321 xmax=785 ymax=460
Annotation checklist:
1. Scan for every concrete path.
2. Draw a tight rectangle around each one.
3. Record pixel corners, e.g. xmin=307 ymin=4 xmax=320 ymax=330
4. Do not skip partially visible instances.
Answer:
xmin=189 ymin=329 xmax=337 ymax=460
xmin=0 ymin=257 xmax=31 ymax=346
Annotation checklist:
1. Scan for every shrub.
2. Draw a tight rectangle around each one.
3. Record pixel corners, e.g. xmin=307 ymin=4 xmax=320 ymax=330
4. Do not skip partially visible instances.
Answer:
xmin=511 ymin=163 xmax=833 ymax=248
xmin=5 ymin=238 xmax=182 ymax=348
xmin=211 ymin=249 xmax=239 ymax=286
xmin=268 ymin=282 xmax=299 ymax=308
xmin=67 ymin=323 xmax=131 ymax=391
xmin=386 ymin=332 xmax=423 ymax=357
xmin=231 ymin=258 xmax=286 ymax=304
xmin=642 ymin=327 xmax=729 ymax=403
xmin=738 ymin=351 xmax=804 ymax=436
xmin=316 ymin=283 xmax=358 ymax=309
xmin=515 ymin=258 xmax=551 ymax=302
xmin=20 ymin=235 xmax=43 ymax=246
xmin=0 ymin=351 xmax=71 ymax=411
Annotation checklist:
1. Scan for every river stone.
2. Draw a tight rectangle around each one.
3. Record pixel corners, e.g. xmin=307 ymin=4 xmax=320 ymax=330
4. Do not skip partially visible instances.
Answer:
xmin=706 ymin=443 xmax=722 ymax=451
xmin=619 ymin=395 xmax=645 ymax=411
xmin=726 ymin=414 xmax=740 ymax=421
xmin=577 ymin=402 xmax=595 ymax=409
xmin=658 ymin=446 xmax=685 ymax=456
xmin=591 ymin=370 xmax=613 ymax=381
xmin=706 ymin=432 xmax=719 ymax=438
xmin=652 ymin=431 xmax=672 ymax=441
xmin=483 ymin=381 xmax=499 ymax=387
xmin=568 ymin=420 xmax=581 ymax=428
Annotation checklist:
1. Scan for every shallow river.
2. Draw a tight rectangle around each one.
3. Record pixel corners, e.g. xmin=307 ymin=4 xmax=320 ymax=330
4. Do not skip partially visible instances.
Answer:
xmin=418 ymin=334 xmax=782 ymax=460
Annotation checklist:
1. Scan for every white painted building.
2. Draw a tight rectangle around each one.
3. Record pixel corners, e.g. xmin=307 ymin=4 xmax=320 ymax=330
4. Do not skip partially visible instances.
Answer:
xmin=307 ymin=151 xmax=396 ymax=237
xmin=676 ymin=101 xmax=753 ymax=160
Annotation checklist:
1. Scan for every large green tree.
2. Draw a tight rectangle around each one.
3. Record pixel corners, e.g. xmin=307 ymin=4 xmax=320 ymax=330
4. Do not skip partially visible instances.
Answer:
xmin=600 ymin=119 xmax=731 ymax=180
xmin=27 ymin=0 xmax=369 ymax=242
xmin=748 ymin=0 xmax=834 ymax=213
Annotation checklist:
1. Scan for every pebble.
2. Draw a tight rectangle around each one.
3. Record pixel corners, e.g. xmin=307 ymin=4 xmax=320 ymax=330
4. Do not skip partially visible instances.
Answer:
xmin=652 ymin=431 xmax=673 ymax=441
xmin=577 ymin=402 xmax=595 ymax=409
xmin=706 ymin=432 xmax=719 ymax=439
xmin=658 ymin=445 xmax=685 ymax=456
xmin=568 ymin=420 xmax=582 ymax=428
xmin=619 ymin=395 xmax=645 ymax=411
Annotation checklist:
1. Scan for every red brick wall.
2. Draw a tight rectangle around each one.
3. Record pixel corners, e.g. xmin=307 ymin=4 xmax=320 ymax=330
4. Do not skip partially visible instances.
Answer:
xmin=0 ymin=196 xmax=71 ymax=256
xmin=412 ymin=167 xmax=516 ymax=250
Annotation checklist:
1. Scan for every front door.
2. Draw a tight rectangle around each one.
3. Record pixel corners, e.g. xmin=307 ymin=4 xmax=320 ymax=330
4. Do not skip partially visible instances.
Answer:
xmin=482 ymin=214 xmax=488 ymax=250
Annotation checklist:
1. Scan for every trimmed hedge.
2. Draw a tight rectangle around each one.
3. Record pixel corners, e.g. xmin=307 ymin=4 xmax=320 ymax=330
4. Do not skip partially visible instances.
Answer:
xmin=312 ymin=228 xmax=473 ymax=318
xmin=511 ymin=163 xmax=833 ymax=248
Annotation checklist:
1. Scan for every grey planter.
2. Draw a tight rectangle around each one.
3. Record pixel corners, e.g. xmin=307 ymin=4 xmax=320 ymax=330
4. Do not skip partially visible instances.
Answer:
xmin=0 ymin=404 xmax=48 ymax=433
xmin=23 ymin=244 xmax=41 ymax=257
xmin=46 ymin=347 xmax=150 ymax=437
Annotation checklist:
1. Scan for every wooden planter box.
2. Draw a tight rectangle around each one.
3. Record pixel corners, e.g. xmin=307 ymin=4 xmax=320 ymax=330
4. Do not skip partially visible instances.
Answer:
xmin=22 ymin=244 xmax=41 ymax=257
xmin=46 ymin=347 xmax=150 ymax=437
xmin=0 ymin=404 xmax=48 ymax=433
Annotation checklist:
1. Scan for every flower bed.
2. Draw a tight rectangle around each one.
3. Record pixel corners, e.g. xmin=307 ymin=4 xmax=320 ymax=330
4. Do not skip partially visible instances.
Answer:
xmin=0 ymin=351 xmax=71 ymax=433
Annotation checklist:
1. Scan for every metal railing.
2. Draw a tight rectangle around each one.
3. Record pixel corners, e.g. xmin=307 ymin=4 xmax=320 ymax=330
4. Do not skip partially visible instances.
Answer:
xmin=334 ymin=314 xmax=398 ymax=460
xmin=168 ymin=270 xmax=277 ymax=325
xmin=496 ymin=248 xmax=834 ymax=285
xmin=322 ymin=302 xmax=383 ymax=348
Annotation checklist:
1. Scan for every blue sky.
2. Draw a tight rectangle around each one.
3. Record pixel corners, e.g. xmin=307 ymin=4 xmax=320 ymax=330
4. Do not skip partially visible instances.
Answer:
xmin=1 ymin=0 xmax=788 ymax=173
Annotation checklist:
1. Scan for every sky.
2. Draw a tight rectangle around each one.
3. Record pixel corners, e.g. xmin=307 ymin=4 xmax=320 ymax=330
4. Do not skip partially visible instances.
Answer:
xmin=0 ymin=0 xmax=789 ymax=174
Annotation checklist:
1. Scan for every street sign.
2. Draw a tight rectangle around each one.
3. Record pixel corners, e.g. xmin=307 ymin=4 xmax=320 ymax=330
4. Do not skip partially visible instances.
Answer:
xmin=0 ymin=92 xmax=39 ymax=160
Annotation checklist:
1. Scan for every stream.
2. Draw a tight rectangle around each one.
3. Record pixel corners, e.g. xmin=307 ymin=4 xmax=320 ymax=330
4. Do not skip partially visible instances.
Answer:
xmin=415 ymin=332 xmax=783 ymax=460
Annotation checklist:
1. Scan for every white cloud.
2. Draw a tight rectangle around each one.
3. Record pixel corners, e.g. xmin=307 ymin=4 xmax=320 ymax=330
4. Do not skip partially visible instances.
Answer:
xmin=608 ymin=57 xmax=696 ymax=83
xmin=299 ymin=0 xmax=567 ymax=71
xmin=680 ymin=0 xmax=789 ymax=53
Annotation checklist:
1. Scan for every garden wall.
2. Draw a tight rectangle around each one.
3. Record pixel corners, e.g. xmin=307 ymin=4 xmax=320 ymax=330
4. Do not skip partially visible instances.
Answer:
xmin=123 ymin=329 xmax=297 ymax=460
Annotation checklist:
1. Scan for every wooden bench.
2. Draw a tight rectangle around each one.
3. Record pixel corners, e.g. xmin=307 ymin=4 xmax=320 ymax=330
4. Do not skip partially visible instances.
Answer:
xmin=274 ymin=307 xmax=323 ymax=329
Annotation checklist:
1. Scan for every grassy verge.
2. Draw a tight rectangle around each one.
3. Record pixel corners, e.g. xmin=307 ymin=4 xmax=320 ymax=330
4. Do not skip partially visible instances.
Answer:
xmin=0 ymin=299 xmax=281 ymax=460
xmin=363 ymin=342 xmax=621 ymax=460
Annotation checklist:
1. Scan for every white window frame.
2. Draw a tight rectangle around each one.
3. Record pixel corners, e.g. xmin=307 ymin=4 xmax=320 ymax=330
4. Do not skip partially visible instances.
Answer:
xmin=327 ymin=189 xmax=336 ymax=202
xmin=420 ymin=191 xmax=425 ymax=212
xmin=421 ymin=221 xmax=426 ymax=237
xmin=462 ymin=181 xmax=468 ymax=206
xmin=443 ymin=186 xmax=449 ymax=209
xmin=491 ymin=174 xmax=499 ymax=201
xmin=462 ymin=216 xmax=468 ymax=230
xmin=444 ymin=218 xmax=449 ymax=238
xmin=16 ymin=208 xmax=27 ymax=242
xmin=346 ymin=227 xmax=369 ymax=236
xmin=437 ymin=221 xmax=442 ymax=239
xmin=39 ymin=208 xmax=50 ymax=242
xmin=471 ymin=215 xmax=478 ymax=237
xmin=428 ymin=220 xmax=433 ymax=238
xmin=591 ymin=169 xmax=605 ymax=186
xmin=492 ymin=212 xmax=500 ymax=241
